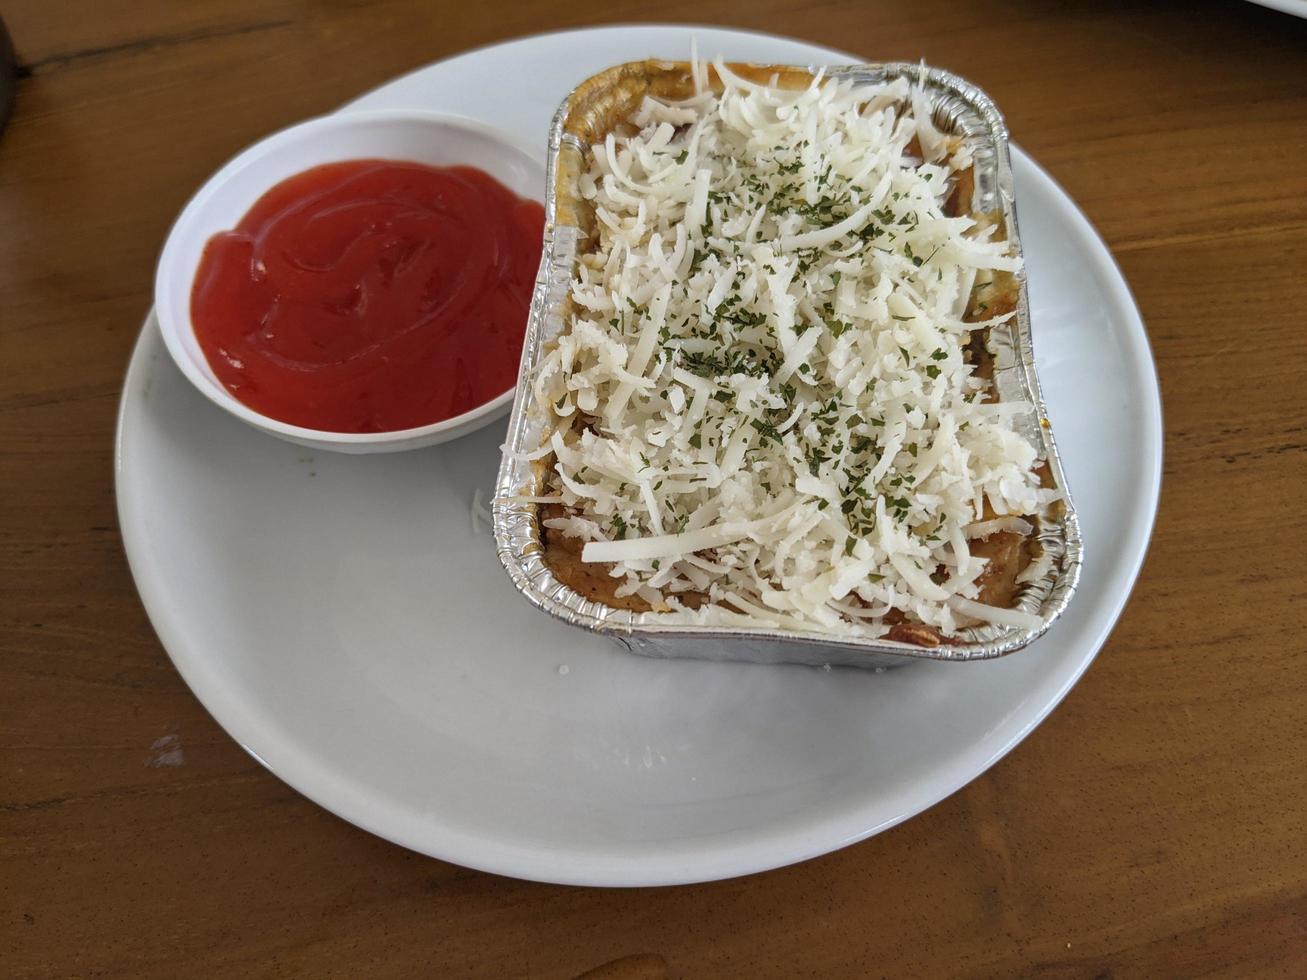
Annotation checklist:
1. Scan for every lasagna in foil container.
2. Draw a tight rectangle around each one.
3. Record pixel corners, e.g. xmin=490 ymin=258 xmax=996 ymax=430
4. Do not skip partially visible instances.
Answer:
xmin=494 ymin=60 xmax=1083 ymax=668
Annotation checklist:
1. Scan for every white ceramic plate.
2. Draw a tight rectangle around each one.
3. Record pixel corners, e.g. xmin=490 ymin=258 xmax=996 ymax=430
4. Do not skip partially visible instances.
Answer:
xmin=1243 ymin=0 xmax=1307 ymax=18
xmin=117 ymin=26 xmax=1162 ymax=886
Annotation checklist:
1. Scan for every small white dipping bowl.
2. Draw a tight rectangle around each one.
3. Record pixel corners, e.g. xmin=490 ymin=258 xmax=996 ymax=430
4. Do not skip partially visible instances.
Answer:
xmin=155 ymin=110 xmax=546 ymax=454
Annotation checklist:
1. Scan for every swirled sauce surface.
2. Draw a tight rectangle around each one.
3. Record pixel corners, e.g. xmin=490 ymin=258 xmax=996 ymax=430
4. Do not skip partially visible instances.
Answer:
xmin=191 ymin=160 xmax=544 ymax=432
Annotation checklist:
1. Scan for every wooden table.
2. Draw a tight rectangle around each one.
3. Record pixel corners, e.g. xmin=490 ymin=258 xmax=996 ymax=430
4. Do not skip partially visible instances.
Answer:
xmin=3 ymin=2 xmax=1305 ymax=976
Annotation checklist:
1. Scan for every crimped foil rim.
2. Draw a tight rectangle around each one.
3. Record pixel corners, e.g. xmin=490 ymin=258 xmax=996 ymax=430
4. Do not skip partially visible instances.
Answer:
xmin=494 ymin=60 xmax=1083 ymax=666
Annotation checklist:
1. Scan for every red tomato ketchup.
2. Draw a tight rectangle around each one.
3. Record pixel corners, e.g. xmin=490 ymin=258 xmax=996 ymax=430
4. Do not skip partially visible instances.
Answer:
xmin=191 ymin=160 xmax=545 ymax=432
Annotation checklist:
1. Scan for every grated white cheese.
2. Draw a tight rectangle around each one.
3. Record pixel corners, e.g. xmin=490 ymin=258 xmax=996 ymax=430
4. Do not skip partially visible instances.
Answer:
xmin=538 ymin=61 xmax=1056 ymax=637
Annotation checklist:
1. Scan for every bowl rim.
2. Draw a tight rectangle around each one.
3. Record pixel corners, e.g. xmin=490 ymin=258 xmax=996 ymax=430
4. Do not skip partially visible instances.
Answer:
xmin=153 ymin=107 xmax=545 ymax=446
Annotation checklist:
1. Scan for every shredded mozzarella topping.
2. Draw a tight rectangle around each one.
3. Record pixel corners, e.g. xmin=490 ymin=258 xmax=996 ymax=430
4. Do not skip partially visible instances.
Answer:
xmin=536 ymin=63 xmax=1056 ymax=637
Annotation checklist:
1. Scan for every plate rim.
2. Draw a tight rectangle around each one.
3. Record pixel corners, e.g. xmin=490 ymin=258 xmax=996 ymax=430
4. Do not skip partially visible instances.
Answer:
xmin=116 ymin=24 xmax=1163 ymax=887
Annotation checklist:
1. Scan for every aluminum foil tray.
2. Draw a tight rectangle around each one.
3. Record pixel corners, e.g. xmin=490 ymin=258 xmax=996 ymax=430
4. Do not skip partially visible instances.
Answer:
xmin=494 ymin=60 xmax=1083 ymax=669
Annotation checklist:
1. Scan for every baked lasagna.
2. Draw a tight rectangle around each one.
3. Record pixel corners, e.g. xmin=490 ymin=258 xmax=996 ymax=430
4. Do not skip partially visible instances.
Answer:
xmin=526 ymin=60 xmax=1060 ymax=645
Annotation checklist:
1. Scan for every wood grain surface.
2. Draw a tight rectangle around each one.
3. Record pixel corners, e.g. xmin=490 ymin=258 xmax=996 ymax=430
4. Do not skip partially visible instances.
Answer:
xmin=2 ymin=2 xmax=1305 ymax=977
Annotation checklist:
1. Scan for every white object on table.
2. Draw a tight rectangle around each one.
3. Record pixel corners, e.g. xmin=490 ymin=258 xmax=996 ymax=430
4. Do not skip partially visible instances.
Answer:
xmin=117 ymin=25 xmax=1162 ymax=886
